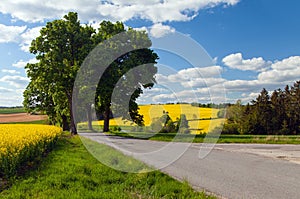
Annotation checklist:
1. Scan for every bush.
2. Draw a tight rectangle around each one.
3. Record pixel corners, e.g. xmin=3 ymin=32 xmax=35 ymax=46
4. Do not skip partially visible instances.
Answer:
xmin=178 ymin=127 xmax=190 ymax=134
xmin=111 ymin=126 xmax=121 ymax=132
xmin=221 ymin=123 xmax=240 ymax=134
xmin=150 ymin=118 xmax=163 ymax=133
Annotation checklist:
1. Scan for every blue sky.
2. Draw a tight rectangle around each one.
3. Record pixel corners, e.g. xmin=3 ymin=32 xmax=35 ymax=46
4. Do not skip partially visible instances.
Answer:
xmin=0 ymin=0 xmax=300 ymax=106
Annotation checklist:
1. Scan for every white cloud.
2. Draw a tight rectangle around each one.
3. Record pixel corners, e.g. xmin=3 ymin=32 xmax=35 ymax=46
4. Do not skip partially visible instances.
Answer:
xmin=149 ymin=23 xmax=175 ymax=38
xmin=1 ymin=69 xmax=20 ymax=74
xmin=222 ymin=53 xmax=271 ymax=71
xmin=172 ymin=65 xmax=222 ymax=79
xmin=0 ymin=24 xmax=26 ymax=43
xmin=159 ymin=66 xmax=223 ymax=87
xmin=12 ymin=58 xmax=38 ymax=68
xmin=0 ymin=24 xmax=41 ymax=52
xmin=139 ymin=65 xmax=226 ymax=104
xmin=0 ymin=94 xmax=24 ymax=107
xmin=142 ymin=54 xmax=300 ymax=104
xmin=20 ymin=26 xmax=42 ymax=52
xmin=0 ymin=75 xmax=29 ymax=88
xmin=272 ymin=56 xmax=300 ymax=71
xmin=0 ymin=0 xmax=239 ymax=23
xmin=0 ymin=86 xmax=14 ymax=93
xmin=222 ymin=55 xmax=300 ymax=103
xmin=258 ymin=56 xmax=300 ymax=83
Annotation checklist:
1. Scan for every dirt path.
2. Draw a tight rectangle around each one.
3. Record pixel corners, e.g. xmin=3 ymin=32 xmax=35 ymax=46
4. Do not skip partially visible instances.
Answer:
xmin=0 ymin=113 xmax=47 ymax=123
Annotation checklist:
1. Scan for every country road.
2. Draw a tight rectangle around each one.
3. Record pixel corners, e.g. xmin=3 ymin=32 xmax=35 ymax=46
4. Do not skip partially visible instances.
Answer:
xmin=80 ymin=133 xmax=300 ymax=199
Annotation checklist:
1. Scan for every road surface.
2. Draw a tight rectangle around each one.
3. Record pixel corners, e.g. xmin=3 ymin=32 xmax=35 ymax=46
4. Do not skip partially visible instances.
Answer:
xmin=80 ymin=133 xmax=300 ymax=199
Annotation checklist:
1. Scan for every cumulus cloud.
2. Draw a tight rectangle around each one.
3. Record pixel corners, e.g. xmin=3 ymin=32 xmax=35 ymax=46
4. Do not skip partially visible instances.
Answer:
xmin=138 ymin=65 xmax=226 ymax=104
xmin=0 ymin=24 xmax=41 ymax=52
xmin=20 ymin=26 xmax=42 ymax=52
xmin=1 ymin=69 xmax=20 ymax=74
xmin=149 ymin=23 xmax=175 ymax=38
xmin=222 ymin=53 xmax=271 ymax=71
xmin=0 ymin=75 xmax=29 ymax=88
xmin=0 ymin=86 xmax=13 ymax=93
xmin=222 ymin=54 xmax=300 ymax=103
xmin=144 ymin=54 xmax=300 ymax=104
xmin=12 ymin=58 xmax=38 ymax=68
xmin=0 ymin=24 xmax=26 ymax=43
xmin=0 ymin=0 xmax=239 ymax=23
xmin=257 ymin=56 xmax=300 ymax=83
xmin=0 ymin=94 xmax=24 ymax=107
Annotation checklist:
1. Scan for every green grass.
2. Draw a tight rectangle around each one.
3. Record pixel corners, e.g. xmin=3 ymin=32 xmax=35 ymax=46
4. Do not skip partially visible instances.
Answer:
xmin=0 ymin=107 xmax=26 ymax=114
xmin=106 ymin=131 xmax=300 ymax=144
xmin=6 ymin=120 xmax=48 ymax=124
xmin=1 ymin=120 xmax=48 ymax=125
xmin=0 ymin=133 xmax=214 ymax=199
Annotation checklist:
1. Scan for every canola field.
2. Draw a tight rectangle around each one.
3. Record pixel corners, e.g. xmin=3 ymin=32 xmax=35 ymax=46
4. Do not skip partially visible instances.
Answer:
xmin=96 ymin=104 xmax=225 ymax=134
xmin=0 ymin=124 xmax=62 ymax=177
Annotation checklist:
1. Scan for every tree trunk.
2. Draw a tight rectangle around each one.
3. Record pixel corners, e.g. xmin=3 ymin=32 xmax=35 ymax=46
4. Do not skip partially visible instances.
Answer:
xmin=68 ymin=95 xmax=77 ymax=135
xmin=87 ymin=104 xmax=93 ymax=131
xmin=103 ymin=107 xmax=110 ymax=132
xmin=62 ymin=114 xmax=70 ymax=131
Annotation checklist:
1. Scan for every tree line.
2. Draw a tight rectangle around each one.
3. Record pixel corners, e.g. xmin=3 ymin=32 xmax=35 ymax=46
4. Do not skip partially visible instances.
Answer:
xmin=223 ymin=80 xmax=300 ymax=135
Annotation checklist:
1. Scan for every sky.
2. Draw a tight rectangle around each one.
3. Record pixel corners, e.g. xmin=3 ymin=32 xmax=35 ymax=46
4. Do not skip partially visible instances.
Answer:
xmin=0 ymin=0 xmax=300 ymax=106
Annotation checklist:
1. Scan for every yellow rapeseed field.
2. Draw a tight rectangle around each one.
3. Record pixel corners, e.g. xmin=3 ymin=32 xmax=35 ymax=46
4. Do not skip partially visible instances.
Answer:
xmin=95 ymin=104 xmax=224 ymax=134
xmin=0 ymin=124 xmax=62 ymax=177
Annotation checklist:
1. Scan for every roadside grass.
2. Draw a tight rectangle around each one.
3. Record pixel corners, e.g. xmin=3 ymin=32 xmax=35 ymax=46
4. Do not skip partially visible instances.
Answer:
xmin=0 ymin=132 xmax=214 ymax=199
xmin=1 ymin=120 xmax=49 ymax=125
xmin=105 ymin=131 xmax=300 ymax=144
xmin=0 ymin=107 xmax=25 ymax=114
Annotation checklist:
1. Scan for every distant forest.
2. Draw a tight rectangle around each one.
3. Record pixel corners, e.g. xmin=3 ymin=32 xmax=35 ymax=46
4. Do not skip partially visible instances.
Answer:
xmin=222 ymin=80 xmax=300 ymax=135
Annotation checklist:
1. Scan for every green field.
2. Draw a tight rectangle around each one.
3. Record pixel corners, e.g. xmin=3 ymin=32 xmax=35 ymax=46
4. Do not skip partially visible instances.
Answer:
xmin=0 ymin=107 xmax=26 ymax=114
xmin=0 ymin=132 xmax=214 ymax=199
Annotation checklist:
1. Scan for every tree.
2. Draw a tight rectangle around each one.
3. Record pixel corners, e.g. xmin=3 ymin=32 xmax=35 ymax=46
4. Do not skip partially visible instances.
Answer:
xmin=252 ymin=88 xmax=272 ymax=134
xmin=94 ymin=22 xmax=158 ymax=132
xmin=24 ymin=12 xmax=94 ymax=134
xmin=176 ymin=114 xmax=190 ymax=134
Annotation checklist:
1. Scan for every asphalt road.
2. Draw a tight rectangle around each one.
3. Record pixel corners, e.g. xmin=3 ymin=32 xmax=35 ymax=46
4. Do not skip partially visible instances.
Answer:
xmin=80 ymin=133 xmax=300 ymax=199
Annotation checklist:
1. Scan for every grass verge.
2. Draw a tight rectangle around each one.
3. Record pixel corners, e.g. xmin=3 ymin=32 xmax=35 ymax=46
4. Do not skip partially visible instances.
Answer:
xmin=0 ymin=107 xmax=25 ymax=114
xmin=107 ymin=131 xmax=300 ymax=144
xmin=0 ymin=132 xmax=214 ymax=199
xmin=1 ymin=120 xmax=49 ymax=125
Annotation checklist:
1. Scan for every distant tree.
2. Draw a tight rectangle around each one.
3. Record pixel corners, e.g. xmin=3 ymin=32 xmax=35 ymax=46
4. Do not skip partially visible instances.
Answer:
xmin=220 ymin=81 xmax=300 ymax=135
xmin=252 ymin=88 xmax=272 ymax=134
xmin=176 ymin=114 xmax=190 ymax=134
xmin=217 ymin=109 xmax=226 ymax=118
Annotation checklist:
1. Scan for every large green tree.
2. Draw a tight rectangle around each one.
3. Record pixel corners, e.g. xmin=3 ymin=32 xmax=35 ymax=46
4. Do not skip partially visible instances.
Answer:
xmin=93 ymin=22 xmax=158 ymax=132
xmin=24 ymin=12 xmax=94 ymax=134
